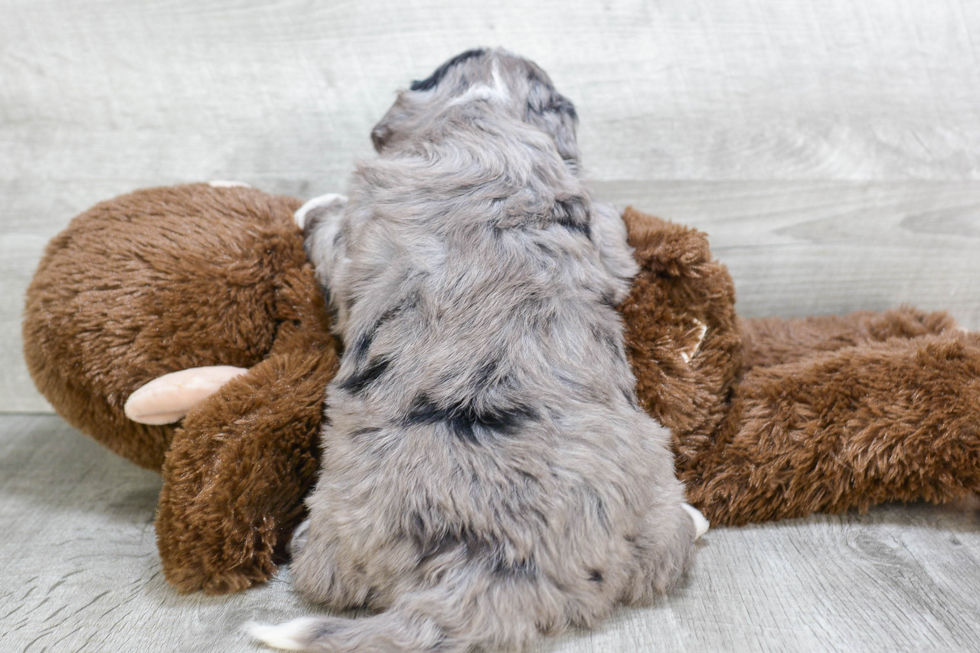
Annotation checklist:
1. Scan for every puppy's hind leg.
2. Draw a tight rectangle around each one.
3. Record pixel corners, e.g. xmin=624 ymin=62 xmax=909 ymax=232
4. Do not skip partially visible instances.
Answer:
xmin=254 ymin=559 xmax=564 ymax=653
xmin=289 ymin=522 xmax=378 ymax=611
xmin=621 ymin=499 xmax=698 ymax=606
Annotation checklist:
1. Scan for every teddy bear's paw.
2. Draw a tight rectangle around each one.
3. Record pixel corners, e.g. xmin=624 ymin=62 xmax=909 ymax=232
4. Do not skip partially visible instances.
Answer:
xmin=208 ymin=180 xmax=251 ymax=188
xmin=294 ymin=193 xmax=348 ymax=230
xmin=679 ymin=319 xmax=708 ymax=363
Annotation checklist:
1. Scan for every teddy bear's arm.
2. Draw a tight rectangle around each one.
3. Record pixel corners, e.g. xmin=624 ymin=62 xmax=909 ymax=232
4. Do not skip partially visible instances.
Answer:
xmin=739 ymin=307 xmax=960 ymax=372
xmin=683 ymin=330 xmax=980 ymax=525
xmin=619 ymin=207 xmax=743 ymax=446
xmin=124 ymin=366 xmax=249 ymax=424
xmin=156 ymin=340 xmax=338 ymax=594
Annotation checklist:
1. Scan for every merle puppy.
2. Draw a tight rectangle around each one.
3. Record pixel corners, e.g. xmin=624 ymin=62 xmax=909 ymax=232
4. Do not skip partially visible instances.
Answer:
xmin=251 ymin=48 xmax=705 ymax=653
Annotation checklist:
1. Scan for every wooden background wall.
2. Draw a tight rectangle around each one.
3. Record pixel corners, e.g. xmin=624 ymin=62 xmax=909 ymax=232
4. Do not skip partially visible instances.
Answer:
xmin=2 ymin=0 xmax=978 ymax=412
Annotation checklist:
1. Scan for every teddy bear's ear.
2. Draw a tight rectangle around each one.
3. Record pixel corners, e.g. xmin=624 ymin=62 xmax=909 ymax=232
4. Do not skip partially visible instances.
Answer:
xmin=124 ymin=366 xmax=249 ymax=425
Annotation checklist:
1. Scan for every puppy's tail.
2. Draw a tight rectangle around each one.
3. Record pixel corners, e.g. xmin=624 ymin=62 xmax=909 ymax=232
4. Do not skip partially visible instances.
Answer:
xmin=248 ymin=573 xmax=544 ymax=653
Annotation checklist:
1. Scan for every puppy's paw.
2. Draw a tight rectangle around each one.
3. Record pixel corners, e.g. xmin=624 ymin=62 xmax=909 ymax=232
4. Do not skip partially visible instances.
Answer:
xmin=682 ymin=503 xmax=709 ymax=539
xmin=294 ymin=193 xmax=348 ymax=230
xmin=247 ymin=617 xmax=319 ymax=650
xmin=288 ymin=519 xmax=311 ymax=560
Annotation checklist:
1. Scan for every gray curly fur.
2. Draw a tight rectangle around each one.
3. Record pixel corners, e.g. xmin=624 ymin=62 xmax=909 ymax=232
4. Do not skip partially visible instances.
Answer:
xmin=260 ymin=47 xmax=697 ymax=653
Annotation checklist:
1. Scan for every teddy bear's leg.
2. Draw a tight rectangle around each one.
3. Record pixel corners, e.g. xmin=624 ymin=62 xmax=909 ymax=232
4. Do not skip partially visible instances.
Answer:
xmin=683 ymin=331 xmax=980 ymax=526
xmin=156 ymin=342 xmax=337 ymax=594
xmin=740 ymin=306 xmax=960 ymax=371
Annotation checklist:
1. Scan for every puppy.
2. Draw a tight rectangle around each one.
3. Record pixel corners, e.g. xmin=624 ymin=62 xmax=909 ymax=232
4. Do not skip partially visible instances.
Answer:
xmin=252 ymin=48 xmax=704 ymax=653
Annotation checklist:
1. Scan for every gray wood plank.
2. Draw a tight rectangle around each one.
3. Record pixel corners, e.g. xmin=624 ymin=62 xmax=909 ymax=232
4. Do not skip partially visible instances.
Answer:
xmin=2 ymin=415 xmax=980 ymax=652
xmin=595 ymin=180 xmax=980 ymax=327
xmin=2 ymin=0 xmax=979 ymax=182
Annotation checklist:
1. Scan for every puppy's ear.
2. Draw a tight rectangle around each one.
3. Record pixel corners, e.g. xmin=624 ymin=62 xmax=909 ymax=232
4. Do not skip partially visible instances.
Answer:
xmin=524 ymin=69 xmax=580 ymax=165
xmin=410 ymin=48 xmax=487 ymax=92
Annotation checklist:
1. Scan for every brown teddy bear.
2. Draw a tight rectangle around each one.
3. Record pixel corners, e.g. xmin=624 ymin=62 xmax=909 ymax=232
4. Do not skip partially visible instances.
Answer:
xmin=23 ymin=183 xmax=980 ymax=594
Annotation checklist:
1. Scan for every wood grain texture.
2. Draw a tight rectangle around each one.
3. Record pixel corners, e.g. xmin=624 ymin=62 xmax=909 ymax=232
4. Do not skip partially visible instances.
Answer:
xmin=2 ymin=415 xmax=979 ymax=652
xmin=2 ymin=0 xmax=980 ymax=411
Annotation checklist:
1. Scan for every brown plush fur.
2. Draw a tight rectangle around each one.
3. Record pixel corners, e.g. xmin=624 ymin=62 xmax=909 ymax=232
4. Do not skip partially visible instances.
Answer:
xmin=24 ymin=184 xmax=338 ymax=593
xmin=619 ymin=206 xmax=978 ymax=525
xmin=24 ymin=189 xmax=979 ymax=594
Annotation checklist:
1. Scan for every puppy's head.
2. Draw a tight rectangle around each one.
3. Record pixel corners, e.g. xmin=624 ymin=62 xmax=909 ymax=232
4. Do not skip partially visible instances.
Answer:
xmin=371 ymin=48 xmax=580 ymax=164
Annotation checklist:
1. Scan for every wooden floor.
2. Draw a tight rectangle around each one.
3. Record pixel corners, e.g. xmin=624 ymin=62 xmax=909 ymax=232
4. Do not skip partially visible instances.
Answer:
xmin=2 ymin=414 xmax=979 ymax=652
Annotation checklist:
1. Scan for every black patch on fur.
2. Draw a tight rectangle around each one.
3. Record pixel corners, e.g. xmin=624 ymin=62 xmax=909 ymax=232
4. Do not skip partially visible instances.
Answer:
xmin=622 ymin=386 xmax=640 ymax=410
xmin=413 ymin=519 xmax=489 ymax=566
xmin=404 ymin=394 xmax=537 ymax=443
xmin=311 ymin=623 xmax=339 ymax=638
xmin=410 ymin=49 xmax=486 ymax=91
xmin=348 ymin=299 xmax=414 ymax=362
xmin=474 ymin=358 xmax=504 ymax=389
xmin=552 ymin=197 xmax=591 ymax=239
xmin=350 ymin=426 xmax=381 ymax=439
xmin=589 ymin=569 xmax=604 ymax=583
xmin=491 ymin=553 xmax=537 ymax=579
xmin=337 ymin=356 xmax=392 ymax=393
xmin=417 ymin=533 xmax=460 ymax=565
xmin=591 ymin=324 xmax=621 ymax=358
xmin=599 ymin=291 xmax=618 ymax=310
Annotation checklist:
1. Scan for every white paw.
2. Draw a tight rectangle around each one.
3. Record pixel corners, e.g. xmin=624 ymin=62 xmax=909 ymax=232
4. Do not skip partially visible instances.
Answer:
xmin=208 ymin=180 xmax=251 ymax=188
xmin=682 ymin=503 xmax=710 ymax=539
xmin=294 ymin=193 xmax=348 ymax=230
xmin=247 ymin=618 xmax=316 ymax=650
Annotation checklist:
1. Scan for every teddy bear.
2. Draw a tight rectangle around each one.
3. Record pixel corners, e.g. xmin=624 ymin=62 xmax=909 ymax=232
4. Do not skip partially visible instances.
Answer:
xmin=23 ymin=182 xmax=980 ymax=594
